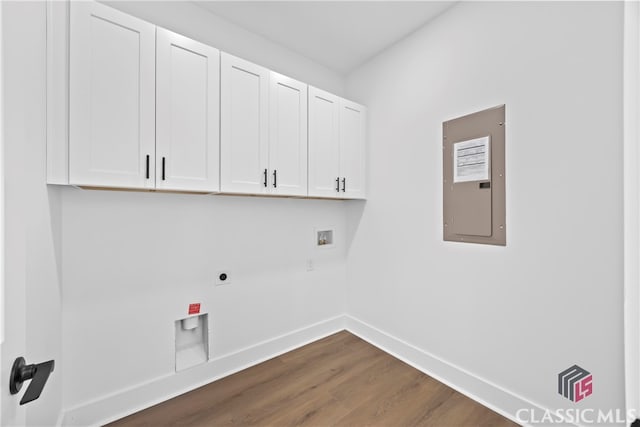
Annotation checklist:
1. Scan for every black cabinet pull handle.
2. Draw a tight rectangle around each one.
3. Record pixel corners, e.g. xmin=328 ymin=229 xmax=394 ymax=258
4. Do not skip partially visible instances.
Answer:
xmin=162 ymin=157 xmax=166 ymax=181
xmin=264 ymin=168 xmax=268 ymax=187
xmin=10 ymin=357 xmax=55 ymax=405
xmin=145 ymin=155 xmax=149 ymax=179
xmin=342 ymin=178 xmax=346 ymax=192
xmin=273 ymin=170 xmax=277 ymax=188
xmin=336 ymin=177 xmax=340 ymax=192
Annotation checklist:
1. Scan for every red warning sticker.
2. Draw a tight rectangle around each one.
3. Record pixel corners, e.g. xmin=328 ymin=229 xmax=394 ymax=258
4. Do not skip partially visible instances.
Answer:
xmin=188 ymin=303 xmax=201 ymax=315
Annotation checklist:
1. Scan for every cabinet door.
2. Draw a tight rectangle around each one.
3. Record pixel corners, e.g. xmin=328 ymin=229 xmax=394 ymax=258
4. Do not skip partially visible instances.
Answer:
xmin=156 ymin=29 xmax=220 ymax=193
xmin=69 ymin=1 xmax=155 ymax=189
xmin=269 ymin=73 xmax=307 ymax=197
xmin=308 ymin=87 xmax=340 ymax=198
xmin=220 ymin=53 xmax=269 ymax=194
xmin=339 ymin=99 xmax=367 ymax=199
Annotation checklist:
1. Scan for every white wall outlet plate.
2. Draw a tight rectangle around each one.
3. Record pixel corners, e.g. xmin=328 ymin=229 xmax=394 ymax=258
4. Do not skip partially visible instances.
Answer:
xmin=215 ymin=271 xmax=231 ymax=286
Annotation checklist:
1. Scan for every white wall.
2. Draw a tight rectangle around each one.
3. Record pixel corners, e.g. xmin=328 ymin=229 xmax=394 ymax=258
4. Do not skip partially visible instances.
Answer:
xmin=345 ymin=1 xmax=625 ymax=421
xmin=59 ymin=1 xmax=349 ymax=419
xmin=103 ymin=1 xmax=345 ymax=96
xmin=61 ymin=191 xmax=347 ymax=414
xmin=1 ymin=2 xmax=63 ymax=425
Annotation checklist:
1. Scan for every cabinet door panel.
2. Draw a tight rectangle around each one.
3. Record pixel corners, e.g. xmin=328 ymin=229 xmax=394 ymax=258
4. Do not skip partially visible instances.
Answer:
xmin=269 ymin=73 xmax=307 ymax=197
xmin=308 ymin=87 xmax=340 ymax=198
xmin=339 ymin=100 xmax=367 ymax=199
xmin=221 ymin=53 xmax=269 ymax=194
xmin=156 ymin=29 xmax=220 ymax=192
xmin=69 ymin=1 xmax=155 ymax=189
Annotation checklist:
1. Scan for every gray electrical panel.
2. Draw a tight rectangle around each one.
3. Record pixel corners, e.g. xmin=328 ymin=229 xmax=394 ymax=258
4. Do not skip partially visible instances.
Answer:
xmin=443 ymin=105 xmax=506 ymax=246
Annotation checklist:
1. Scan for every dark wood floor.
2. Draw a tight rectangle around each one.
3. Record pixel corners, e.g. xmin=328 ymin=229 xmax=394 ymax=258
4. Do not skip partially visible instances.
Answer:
xmin=109 ymin=331 xmax=517 ymax=427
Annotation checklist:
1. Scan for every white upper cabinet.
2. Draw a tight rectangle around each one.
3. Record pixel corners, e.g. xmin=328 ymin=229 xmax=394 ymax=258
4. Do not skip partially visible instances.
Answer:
xmin=156 ymin=29 xmax=220 ymax=192
xmin=220 ymin=53 xmax=269 ymax=194
xmin=339 ymin=99 xmax=367 ymax=199
xmin=269 ymin=73 xmax=308 ymax=197
xmin=69 ymin=1 xmax=156 ymax=189
xmin=220 ymin=55 xmax=308 ymax=197
xmin=50 ymin=1 xmax=365 ymax=199
xmin=308 ymin=87 xmax=341 ymax=198
xmin=67 ymin=3 xmax=219 ymax=193
xmin=308 ymin=87 xmax=367 ymax=199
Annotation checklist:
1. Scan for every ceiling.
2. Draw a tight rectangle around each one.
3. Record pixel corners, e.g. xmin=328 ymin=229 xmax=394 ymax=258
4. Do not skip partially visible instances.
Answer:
xmin=194 ymin=1 xmax=455 ymax=75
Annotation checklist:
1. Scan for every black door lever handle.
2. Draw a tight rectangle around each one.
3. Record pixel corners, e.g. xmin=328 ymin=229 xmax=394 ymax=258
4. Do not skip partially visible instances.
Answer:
xmin=10 ymin=357 xmax=55 ymax=405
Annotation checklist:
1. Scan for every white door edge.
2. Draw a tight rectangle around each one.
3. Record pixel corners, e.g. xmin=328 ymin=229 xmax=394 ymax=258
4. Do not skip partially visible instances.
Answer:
xmin=624 ymin=0 xmax=640 ymax=420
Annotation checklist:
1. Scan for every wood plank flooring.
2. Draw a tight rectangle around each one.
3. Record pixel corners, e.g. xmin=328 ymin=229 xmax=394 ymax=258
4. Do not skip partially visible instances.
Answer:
xmin=108 ymin=331 xmax=517 ymax=427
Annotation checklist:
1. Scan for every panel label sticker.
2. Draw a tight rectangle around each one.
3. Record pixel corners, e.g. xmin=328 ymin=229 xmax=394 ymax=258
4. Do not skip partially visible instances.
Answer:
xmin=188 ymin=303 xmax=201 ymax=315
xmin=453 ymin=136 xmax=490 ymax=183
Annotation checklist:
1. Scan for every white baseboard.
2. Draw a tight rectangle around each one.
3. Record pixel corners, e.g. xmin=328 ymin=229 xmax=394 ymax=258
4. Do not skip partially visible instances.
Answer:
xmin=62 ymin=314 xmax=558 ymax=427
xmin=344 ymin=315 xmax=552 ymax=427
xmin=61 ymin=315 xmax=346 ymax=427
